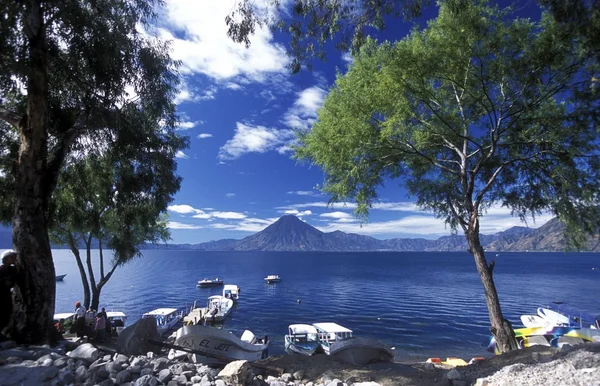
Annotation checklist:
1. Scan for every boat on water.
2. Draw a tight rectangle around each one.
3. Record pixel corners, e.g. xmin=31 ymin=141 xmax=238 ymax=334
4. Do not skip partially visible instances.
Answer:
xmin=204 ymin=295 xmax=234 ymax=323
xmin=520 ymin=314 xmax=553 ymax=328
xmin=197 ymin=278 xmax=224 ymax=288
xmin=142 ymin=308 xmax=181 ymax=335
xmin=546 ymin=302 xmax=600 ymax=329
xmin=264 ymin=274 xmax=281 ymax=284
xmin=55 ymin=274 xmax=67 ymax=281
xmin=223 ymin=284 xmax=240 ymax=301
xmin=106 ymin=311 xmax=128 ymax=336
xmin=284 ymin=324 xmax=320 ymax=356
xmin=170 ymin=325 xmax=269 ymax=365
xmin=313 ymin=322 xmax=395 ymax=365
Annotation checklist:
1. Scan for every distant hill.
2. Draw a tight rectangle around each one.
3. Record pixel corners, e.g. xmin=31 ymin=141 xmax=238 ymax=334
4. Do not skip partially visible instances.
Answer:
xmin=2 ymin=215 xmax=598 ymax=252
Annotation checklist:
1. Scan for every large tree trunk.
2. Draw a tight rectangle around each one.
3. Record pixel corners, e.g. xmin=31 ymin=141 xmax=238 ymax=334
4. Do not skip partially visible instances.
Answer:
xmin=10 ymin=0 xmax=54 ymax=344
xmin=466 ymin=218 xmax=519 ymax=353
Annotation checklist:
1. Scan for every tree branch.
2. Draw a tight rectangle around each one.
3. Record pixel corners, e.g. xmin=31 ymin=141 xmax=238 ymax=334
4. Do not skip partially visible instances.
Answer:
xmin=43 ymin=125 xmax=82 ymax=203
xmin=0 ymin=106 xmax=23 ymax=128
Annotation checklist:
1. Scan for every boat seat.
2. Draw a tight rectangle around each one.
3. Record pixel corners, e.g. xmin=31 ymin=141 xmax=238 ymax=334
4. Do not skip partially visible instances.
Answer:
xmin=241 ymin=330 xmax=256 ymax=344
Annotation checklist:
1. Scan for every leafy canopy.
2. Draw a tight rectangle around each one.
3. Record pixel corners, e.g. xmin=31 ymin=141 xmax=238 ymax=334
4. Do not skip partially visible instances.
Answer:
xmin=295 ymin=0 xmax=600 ymax=246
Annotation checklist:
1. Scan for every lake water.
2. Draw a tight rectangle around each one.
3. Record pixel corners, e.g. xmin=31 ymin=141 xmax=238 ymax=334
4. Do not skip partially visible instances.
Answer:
xmin=53 ymin=250 xmax=600 ymax=360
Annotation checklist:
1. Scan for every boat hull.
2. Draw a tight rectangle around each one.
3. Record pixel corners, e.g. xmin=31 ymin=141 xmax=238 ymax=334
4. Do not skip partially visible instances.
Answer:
xmin=284 ymin=335 xmax=319 ymax=356
xmin=173 ymin=325 xmax=269 ymax=365
xmin=323 ymin=337 xmax=395 ymax=365
xmin=55 ymin=274 xmax=66 ymax=281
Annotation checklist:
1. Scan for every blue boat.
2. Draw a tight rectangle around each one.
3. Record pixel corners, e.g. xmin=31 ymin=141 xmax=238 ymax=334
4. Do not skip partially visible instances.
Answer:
xmin=284 ymin=324 xmax=320 ymax=356
xmin=547 ymin=301 xmax=600 ymax=329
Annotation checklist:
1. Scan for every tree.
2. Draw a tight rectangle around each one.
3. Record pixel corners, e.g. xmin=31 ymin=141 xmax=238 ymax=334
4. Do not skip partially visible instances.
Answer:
xmin=49 ymin=133 xmax=182 ymax=311
xmin=294 ymin=0 xmax=600 ymax=353
xmin=227 ymin=0 xmax=429 ymax=72
xmin=0 ymin=0 xmax=181 ymax=343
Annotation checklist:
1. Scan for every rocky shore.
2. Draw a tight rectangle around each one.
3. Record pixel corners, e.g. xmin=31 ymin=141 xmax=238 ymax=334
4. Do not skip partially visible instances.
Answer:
xmin=1 ymin=338 xmax=599 ymax=386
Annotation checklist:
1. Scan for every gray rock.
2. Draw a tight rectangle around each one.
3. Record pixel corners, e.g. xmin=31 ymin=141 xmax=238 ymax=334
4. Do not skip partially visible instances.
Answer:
xmin=352 ymin=383 xmax=380 ymax=386
xmin=67 ymin=343 xmax=99 ymax=363
xmin=75 ymin=365 xmax=88 ymax=382
xmin=147 ymin=351 xmax=155 ymax=359
xmin=218 ymin=360 xmax=252 ymax=386
xmin=158 ymin=368 xmax=173 ymax=383
xmin=103 ymin=354 xmax=113 ymax=361
xmin=90 ymin=358 xmax=108 ymax=371
xmin=268 ymin=381 xmax=286 ymax=386
xmin=199 ymin=380 xmax=212 ymax=386
xmin=39 ymin=366 xmax=59 ymax=380
xmin=293 ymin=370 xmax=305 ymax=381
xmin=173 ymin=374 xmax=187 ymax=384
xmin=191 ymin=375 xmax=203 ymax=383
xmin=131 ymin=357 xmax=146 ymax=367
xmin=97 ymin=379 xmax=115 ymax=386
xmin=424 ymin=363 xmax=436 ymax=371
xmin=116 ymin=369 xmax=133 ymax=384
xmin=281 ymin=373 xmax=294 ymax=382
xmin=153 ymin=357 xmax=169 ymax=372
xmin=61 ymin=370 xmax=75 ymax=384
xmin=215 ymin=380 xmax=226 ymax=386
xmin=167 ymin=381 xmax=179 ymax=386
xmin=326 ymin=380 xmax=343 ymax=386
xmin=117 ymin=318 xmax=161 ymax=356
xmin=447 ymin=368 xmax=464 ymax=381
xmin=180 ymin=370 xmax=194 ymax=379
xmin=134 ymin=374 xmax=160 ymax=386
xmin=40 ymin=357 xmax=54 ymax=366
xmin=53 ymin=357 xmax=67 ymax=368
xmin=0 ymin=340 xmax=17 ymax=350
xmin=140 ymin=367 xmax=154 ymax=377
xmin=106 ymin=361 xmax=123 ymax=373
xmin=114 ymin=353 xmax=130 ymax=364
xmin=129 ymin=364 xmax=142 ymax=374
xmin=451 ymin=380 xmax=468 ymax=386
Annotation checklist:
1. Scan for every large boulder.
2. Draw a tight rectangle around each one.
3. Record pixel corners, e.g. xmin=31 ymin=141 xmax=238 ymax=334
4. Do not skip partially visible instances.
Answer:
xmin=67 ymin=343 xmax=99 ymax=364
xmin=117 ymin=318 xmax=161 ymax=356
xmin=217 ymin=360 xmax=252 ymax=386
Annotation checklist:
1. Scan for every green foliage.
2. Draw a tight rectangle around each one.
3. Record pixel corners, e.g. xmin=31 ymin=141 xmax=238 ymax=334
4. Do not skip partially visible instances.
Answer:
xmin=295 ymin=0 xmax=600 ymax=248
xmin=227 ymin=0 xmax=429 ymax=72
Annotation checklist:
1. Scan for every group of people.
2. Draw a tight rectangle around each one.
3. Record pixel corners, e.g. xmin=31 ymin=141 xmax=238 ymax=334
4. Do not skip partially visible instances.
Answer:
xmin=72 ymin=302 xmax=110 ymax=343
xmin=0 ymin=250 xmax=17 ymax=340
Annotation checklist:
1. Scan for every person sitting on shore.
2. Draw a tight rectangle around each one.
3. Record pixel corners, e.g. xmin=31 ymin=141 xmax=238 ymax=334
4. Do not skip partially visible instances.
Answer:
xmin=0 ymin=250 xmax=18 ymax=340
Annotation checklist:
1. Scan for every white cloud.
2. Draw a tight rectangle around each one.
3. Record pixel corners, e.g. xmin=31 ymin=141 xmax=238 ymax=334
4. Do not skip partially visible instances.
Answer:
xmin=158 ymin=0 xmax=288 ymax=82
xmin=175 ymin=150 xmax=189 ymax=159
xmin=320 ymin=211 xmax=353 ymax=220
xmin=168 ymin=221 xmax=202 ymax=229
xmin=287 ymin=190 xmax=320 ymax=196
xmin=176 ymin=121 xmax=200 ymax=130
xmin=277 ymin=201 xmax=419 ymax=212
xmin=283 ymin=209 xmax=312 ymax=216
xmin=341 ymin=52 xmax=354 ymax=63
xmin=207 ymin=217 xmax=279 ymax=232
xmin=283 ymin=86 xmax=326 ymax=130
xmin=197 ymin=133 xmax=213 ymax=139
xmin=225 ymin=193 xmax=236 ymax=198
xmin=210 ymin=211 xmax=247 ymax=220
xmin=168 ymin=204 xmax=204 ymax=214
xmin=218 ymin=122 xmax=294 ymax=160
xmin=225 ymin=82 xmax=243 ymax=90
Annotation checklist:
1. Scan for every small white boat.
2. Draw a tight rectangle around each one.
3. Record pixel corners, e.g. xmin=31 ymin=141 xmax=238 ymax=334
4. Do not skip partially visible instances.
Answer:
xmin=284 ymin=324 xmax=320 ymax=356
xmin=264 ymin=274 xmax=281 ymax=284
xmin=170 ymin=325 xmax=269 ymax=365
xmin=313 ymin=322 xmax=394 ymax=365
xmin=142 ymin=308 xmax=181 ymax=335
xmin=537 ymin=307 xmax=570 ymax=326
xmin=204 ymin=296 xmax=234 ymax=323
xmin=223 ymin=284 xmax=240 ymax=301
xmin=106 ymin=311 xmax=128 ymax=336
xmin=197 ymin=278 xmax=224 ymax=288
xmin=521 ymin=314 xmax=552 ymax=328
xmin=55 ymin=274 xmax=67 ymax=281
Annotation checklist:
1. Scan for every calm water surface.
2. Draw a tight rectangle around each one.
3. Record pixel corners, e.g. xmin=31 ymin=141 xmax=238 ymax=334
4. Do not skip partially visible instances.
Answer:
xmin=53 ymin=250 xmax=600 ymax=360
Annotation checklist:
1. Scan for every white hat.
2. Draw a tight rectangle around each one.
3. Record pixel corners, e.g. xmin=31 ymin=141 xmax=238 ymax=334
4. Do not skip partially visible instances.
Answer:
xmin=1 ymin=249 xmax=17 ymax=260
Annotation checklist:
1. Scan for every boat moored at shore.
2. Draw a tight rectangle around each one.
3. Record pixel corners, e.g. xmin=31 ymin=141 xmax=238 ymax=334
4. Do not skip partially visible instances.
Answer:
xmin=142 ymin=308 xmax=181 ymax=335
xmin=313 ymin=322 xmax=395 ymax=365
xmin=223 ymin=284 xmax=240 ymax=301
xmin=284 ymin=324 xmax=320 ymax=356
xmin=204 ymin=296 xmax=234 ymax=323
xmin=170 ymin=325 xmax=269 ymax=365
xmin=106 ymin=311 xmax=128 ymax=336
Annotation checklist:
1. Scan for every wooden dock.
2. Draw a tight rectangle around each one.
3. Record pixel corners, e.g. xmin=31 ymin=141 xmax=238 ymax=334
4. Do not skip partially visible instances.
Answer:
xmin=183 ymin=301 xmax=207 ymax=325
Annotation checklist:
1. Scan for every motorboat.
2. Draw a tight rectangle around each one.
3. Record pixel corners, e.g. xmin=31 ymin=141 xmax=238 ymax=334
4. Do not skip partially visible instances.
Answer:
xmin=142 ymin=308 xmax=181 ymax=335
xmin=547 ymin=302 xmax=600 ymax=329
xmin=204 ymin=296 xmax=234 ymax=323
xmin=223 ymin=284 xmax=240 ymax=301
xmin=169 ymin=324 xmax=269 ymax=365
xmin=312 ymin=322 xmax=395 ymax=365
xmin=264 ymin=274 xmax=281 ymax=284
xmin=520 ymin=314 xmax=553 ymax=328
xmin=197 ymin=278 xmax=224 ymax=288
xmin=106 ymin=311 xmax=127 ymax=336
xmin=55 ymin=274 xmax=67 ymax=281
xmin=284 ymin=324 xmax=320 ymax=356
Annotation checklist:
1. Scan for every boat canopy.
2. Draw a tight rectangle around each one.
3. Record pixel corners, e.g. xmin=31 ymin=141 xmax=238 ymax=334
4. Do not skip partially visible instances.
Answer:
xmin=54 ymin=312 xmax=74 ymax=320
xmin=313 ymin=322 xmax=353 ymax=334
xmin=549 ymin=302 xmax=600 ymax=326
xmin=143 ymin=308 xmax=178 ymax=316
xmin=106 ymin=311 xmax=127 ymax=319
xmin=224 ymin=284 xmax=239 ymax=291
xmin=289 ymin=324 xmax=318 ymax=335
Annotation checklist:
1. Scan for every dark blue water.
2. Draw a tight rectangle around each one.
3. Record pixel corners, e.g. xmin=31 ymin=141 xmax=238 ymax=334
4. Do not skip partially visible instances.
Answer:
xmin=53 ymin=250 xmax=600 ymax=360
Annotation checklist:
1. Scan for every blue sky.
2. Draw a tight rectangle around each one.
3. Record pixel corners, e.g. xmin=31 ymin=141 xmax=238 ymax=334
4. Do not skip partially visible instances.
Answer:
xmin=153 ymin=0 xmax=553 ymax=244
